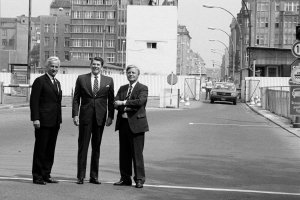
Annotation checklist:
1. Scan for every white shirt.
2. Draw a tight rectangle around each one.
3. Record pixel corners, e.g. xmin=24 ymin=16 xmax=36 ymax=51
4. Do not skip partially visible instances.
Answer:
xmin=91 ymin=73 xmax=100 ymax=90
xmin=46 ymin=73 xmax=59 ymax=92
xmin=122 ymin=81 xmax=138 ymax=118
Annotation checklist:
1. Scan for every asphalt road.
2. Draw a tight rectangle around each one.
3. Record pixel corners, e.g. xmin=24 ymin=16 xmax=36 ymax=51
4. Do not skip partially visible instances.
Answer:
xmin=0 ymin=101 xmax=300 ymax=200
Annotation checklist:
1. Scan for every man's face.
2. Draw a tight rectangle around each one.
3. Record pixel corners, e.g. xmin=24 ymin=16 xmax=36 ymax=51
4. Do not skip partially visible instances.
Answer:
xmin=91 ymin=60 xmax=102 ymax=75
xmin=126 ymin=67 xmax=139 ymax=83
xmin=46 ymin=60 xmax=60 ymax=77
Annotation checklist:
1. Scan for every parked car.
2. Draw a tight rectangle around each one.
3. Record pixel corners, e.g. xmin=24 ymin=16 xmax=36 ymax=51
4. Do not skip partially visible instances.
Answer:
xmin=210 ymin=82 xmax=238 ymax=105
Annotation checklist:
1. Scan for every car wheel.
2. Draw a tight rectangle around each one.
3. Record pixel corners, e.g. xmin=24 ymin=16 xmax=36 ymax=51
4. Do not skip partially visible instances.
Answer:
xmin=233 ymin=100 xmax=236 ymax=105
xmin=210 ymin=99 xmax=214 ymax=104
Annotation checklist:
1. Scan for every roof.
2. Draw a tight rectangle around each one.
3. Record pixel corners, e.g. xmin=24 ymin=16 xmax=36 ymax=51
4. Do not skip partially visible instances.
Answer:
xmin=60 ymin=59 xmax=123 ymax=70
xmin=50 ymin=0 xmax=71 ymax=8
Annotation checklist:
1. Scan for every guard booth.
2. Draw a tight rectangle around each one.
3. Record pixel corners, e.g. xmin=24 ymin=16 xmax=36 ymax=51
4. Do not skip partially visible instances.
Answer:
xmin=9 ymin=63 xmax=29 ymax=96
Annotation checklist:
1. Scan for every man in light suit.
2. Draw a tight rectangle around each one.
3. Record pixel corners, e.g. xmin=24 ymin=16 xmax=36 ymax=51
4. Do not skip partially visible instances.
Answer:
xmin=72 ymin=57 xmax=114 ymax=184
xmin=30 ymin=56 xmax=62 ymax=185
xmin=114 ymin=65 xmax=149 ymax=188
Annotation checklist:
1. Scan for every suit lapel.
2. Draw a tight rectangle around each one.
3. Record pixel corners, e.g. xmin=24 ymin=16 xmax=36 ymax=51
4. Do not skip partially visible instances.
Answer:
xmin=85 ymin=73 xmax=93 ymax=96
xmin=129 ymin=82 xmax=139 ymax=100
xmin=122 ymin=84 xmax=130 ymax=100
xmin=44 ymin=74 xmax=59 ymax=95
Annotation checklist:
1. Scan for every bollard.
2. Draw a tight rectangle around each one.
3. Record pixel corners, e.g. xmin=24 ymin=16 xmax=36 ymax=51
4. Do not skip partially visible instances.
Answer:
xmin=293 ymin=116 xmax=300 ymax=128
xmin=0 ymin=82 xmax=3 ymax=104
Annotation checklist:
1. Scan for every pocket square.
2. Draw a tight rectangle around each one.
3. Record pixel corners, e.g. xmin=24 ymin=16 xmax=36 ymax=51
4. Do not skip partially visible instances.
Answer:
xmin=106 ymin=85 xmax=110 ymax=87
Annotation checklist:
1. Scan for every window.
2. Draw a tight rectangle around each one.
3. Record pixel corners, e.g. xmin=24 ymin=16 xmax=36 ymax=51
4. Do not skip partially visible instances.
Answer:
xmin=147 ymin=42 xmax=157 ymax=49
xmin=106 ymin=40 xmax=114 ymax=48
xmin=275 ymin=2 xmax=280 ymax=11
xmin=95 ymin=11 xmax=105 ymax=19
xmin=83 ymin=39 xmax=92 ymax=47
xmin=2 ymin=30 xmax=7 ymax=36
xmin=2 ymin=39 xmax=7 ymax=46
xmin=54 ymin=37 xmax=58 ymax=46
xmin=9 ymin=39 xmax=14 ymax=46
xmin=72 ymin=25 xmax=82 ymax=33
xmin=284 ymin=1 xmax=299 ymax=12
xmin=45 ymin=51 xmax=50 ymax=60
xmin=107 ymin=53 xmax=115 ymax=63
xmin=65 ymin=51 xmax=70 ymax=61
xmin=107 ymin=11 xmax=115 ymax=19
xmin=65 ymin=24 xmax=70 ymax=33
xmin=256 ymin=34 xmax=267 ymax=46
xmin=73 ymin=39 xmax=81 ymax=47
xmin=64 ymin=37 xmax=70 ymax=47
xmin=95 ymin=40 xmax=103 ymax=47
xmin=83 ymin=25 xmax=92 ymax=33
xmin=257 ymin=2 xmax=269 ymax=11
xmin=275 ymin=17 xmax=279 ymax=28
xmin=44 ymin=24 xmax=50 ymax=33
xmin=106 ymin=26 xmax=115 ymax=33
xmin=44 ymin=37 xmax=50 ymax=46
xmin=95 ymin=25 xmax=103 ymax=33
xmin=84 ymin=11 xmax=93 ymax=19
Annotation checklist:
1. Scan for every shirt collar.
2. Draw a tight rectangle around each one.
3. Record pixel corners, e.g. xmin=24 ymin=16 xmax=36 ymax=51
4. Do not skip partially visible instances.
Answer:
xmin=46 ymin=73 xmax=54 ymax=80
xmin=130 ymin=81 xmax=137 ymax=88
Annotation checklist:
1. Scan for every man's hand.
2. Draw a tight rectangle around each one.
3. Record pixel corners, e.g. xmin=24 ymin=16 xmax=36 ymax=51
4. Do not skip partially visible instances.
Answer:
xmin=106 ymin=117 xmax=113 ymax=126
xmin=73 ymin=116 xmax=79 ymax=126
xmin=114 ymin=100 xmax=125 ymax=106
xmin=33 ymin=120 xmax=40 ymax=129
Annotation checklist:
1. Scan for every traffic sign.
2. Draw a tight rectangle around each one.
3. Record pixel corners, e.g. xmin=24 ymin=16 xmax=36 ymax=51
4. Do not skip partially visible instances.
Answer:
xmin=167 ymin=73 xmax=178 ymax=85
xmin=291 ymin=59 xmax=300 ymax=83
xmin=291 ymin=41 xmax=300 ymax=58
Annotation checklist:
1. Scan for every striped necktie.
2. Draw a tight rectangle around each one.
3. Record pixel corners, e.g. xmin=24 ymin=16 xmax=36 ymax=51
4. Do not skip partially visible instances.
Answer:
xmin=125 ymin=85 xmax=132 ymax=100
xmin=93 ymin=76 xmax=99 ymax=96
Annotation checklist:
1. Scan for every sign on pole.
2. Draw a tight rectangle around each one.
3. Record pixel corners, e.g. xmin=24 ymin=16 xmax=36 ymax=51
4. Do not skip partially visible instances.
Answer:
xmin=290 ymin=59 xmax=300 ymax=116
xmin=167 ymin=72 xmax=177 ymax=107
xmin=291 ymin=41 xmax=300 ymax=58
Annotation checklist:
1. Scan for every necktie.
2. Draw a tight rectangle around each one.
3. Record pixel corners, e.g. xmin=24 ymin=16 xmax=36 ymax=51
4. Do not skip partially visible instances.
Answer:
xmin=125 ymin=85 xmax=132 ymax=100
xmin=53 ymin=78 xmax=59 ymax=93
xmin=93 ymin=76 xmax=99 ymax=96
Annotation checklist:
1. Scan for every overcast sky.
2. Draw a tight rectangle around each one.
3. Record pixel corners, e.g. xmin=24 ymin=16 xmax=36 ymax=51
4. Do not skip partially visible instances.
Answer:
xmin=0 ymin=0 xmax=242 ymax=68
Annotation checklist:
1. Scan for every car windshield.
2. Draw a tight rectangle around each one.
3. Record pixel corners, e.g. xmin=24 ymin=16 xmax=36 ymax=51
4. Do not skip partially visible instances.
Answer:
xmin=214 ymin=83 xmax=236 ymax=91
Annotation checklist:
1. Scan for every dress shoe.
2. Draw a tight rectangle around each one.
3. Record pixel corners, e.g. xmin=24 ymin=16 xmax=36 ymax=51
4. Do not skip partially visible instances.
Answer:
xmin=135 ymin=180 xmax=143 ymax=188
xmin=113 ymin=179 xmax=132 ymax=186
xmin=77 ymin=178 xmax=84 ymax=184
xmin=33 ymin=179 xmax=46 ymax=185
xmin=89 ymin=178 xmax=101 ymax=184
xmin=44 ymin=177 xmax=58 ymax=183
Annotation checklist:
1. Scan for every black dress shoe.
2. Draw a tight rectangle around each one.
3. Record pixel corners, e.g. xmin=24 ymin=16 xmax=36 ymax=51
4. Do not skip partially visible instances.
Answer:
xmin=89 ymin=178 xmax=101 ymax=184
xmin=33 ymin=179 xmax=46 ymax=185
xmin=44 ymin=178 xmax=58 ymax=183
xmin=113 ymin=179 xmax=132 ymax=186
xmin=77 ymin=178 xmax=84 ymax=184
xmin=135 ymin=180 xmax=143 ymax=188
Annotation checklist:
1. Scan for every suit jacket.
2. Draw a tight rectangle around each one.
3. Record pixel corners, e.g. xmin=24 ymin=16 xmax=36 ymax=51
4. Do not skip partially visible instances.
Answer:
xmin=30 ymin=74 xmax=62 ymax=127
xmin=115 ymin=82 xmax=149 ymax=133
xmin=72 ymin=73 xmax=114 ymax=126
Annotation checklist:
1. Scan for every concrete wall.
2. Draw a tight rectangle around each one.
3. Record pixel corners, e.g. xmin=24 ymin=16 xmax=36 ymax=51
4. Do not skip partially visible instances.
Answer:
xmin=126 ymin=6 xmax=177 ymax=75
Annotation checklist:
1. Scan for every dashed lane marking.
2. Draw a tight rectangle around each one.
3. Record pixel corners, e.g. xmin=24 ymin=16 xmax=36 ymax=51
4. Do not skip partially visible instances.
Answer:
xmin=1 ymin=177 xmax=300 ymax=196
xmin=189 ymin=122 xmax=279 ymax=128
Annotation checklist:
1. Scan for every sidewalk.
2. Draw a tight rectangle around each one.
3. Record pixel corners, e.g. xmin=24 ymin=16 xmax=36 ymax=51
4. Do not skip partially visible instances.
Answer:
xmin=246 ymin=103 xmax=300 ymax=138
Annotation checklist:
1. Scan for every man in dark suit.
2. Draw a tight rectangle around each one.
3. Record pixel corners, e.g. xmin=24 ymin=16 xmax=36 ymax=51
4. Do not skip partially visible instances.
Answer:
xmin=72 ymin=57 xmax=114 ymax=184
xmin=30 ymin=56 xmax=62 ymax=185
xmin=114 ymin=65 xmax=149 ymax=189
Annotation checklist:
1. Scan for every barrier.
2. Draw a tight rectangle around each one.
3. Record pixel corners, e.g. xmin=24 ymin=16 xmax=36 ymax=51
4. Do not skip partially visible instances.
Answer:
xmin=0 ymin=84 xmax=31 ymax=104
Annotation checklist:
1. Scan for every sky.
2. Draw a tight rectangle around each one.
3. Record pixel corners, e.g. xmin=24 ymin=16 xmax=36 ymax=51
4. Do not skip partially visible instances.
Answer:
xmin=0 ymin=0 xmax=242 ymax=68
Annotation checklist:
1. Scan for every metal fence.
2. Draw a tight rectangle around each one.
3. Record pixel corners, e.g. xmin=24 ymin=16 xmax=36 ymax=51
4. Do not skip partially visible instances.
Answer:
xmin=260 ymin=86 xmax=291 ymax=120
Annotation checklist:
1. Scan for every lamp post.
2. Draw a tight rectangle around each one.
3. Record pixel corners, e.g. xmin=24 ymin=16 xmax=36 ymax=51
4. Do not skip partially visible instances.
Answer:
xmin=121 ymin=40 xmax=125 ymax=71
xmin=209 ymin=39 xmax=229 ymax=79
xmin=208 ymin=27 xmax=235 ymax=80
xmin=53 ymin=7 xmax=63 ymax=57
xmin=203 ymin=4 xmax=243 ymax=84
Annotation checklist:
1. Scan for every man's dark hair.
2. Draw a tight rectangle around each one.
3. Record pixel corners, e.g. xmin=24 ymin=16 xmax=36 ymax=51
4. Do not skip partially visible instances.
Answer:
xmin=90 ymin=57 xmax=104 ymax=66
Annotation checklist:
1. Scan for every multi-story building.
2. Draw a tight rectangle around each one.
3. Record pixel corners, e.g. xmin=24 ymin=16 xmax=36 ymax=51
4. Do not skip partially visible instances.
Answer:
xmin=236 ymin=0 xmax=298 ymax=79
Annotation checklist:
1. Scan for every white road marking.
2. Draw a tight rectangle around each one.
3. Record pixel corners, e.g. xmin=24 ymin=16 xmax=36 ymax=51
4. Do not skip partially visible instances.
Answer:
xmin=1 ymin=177 xmax=300 ymax=196
xmin=189 ymin=122 xmax=278 ymax=128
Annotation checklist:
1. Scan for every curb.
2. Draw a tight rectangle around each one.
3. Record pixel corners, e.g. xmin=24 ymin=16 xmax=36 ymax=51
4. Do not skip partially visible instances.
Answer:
xmin=245 ymin=103 xmax=300 ymax=138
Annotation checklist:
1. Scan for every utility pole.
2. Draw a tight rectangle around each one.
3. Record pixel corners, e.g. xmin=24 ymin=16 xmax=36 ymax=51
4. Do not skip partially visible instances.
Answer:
xmin=27 ymin=0 xmax=32 ymax=84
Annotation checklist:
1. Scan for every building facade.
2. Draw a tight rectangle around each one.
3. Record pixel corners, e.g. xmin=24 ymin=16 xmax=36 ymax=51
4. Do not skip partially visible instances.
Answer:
xmin=177 ymin=25 xmax=191 ymax=75
xmin=235 ymin=0 xmax=300 ymax=79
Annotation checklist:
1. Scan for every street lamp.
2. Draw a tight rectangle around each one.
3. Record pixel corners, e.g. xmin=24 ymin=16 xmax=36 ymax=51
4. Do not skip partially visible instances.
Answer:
xmin=121 ymin=40 xmax=126 ymax=71
xmin=53 ymin=7 xmax=63 ymax=57
xmin=203 ymin=4 xmax=243 ymax=83
xmin=208 ymin=27 xmax=235 ymax=80
xmin=209 ymin=39 xmax=229 ymax=79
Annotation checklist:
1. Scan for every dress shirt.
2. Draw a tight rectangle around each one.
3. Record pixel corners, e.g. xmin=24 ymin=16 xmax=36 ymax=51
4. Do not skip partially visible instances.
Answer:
xmin=46 ymin=73 xmax=59 ymax=92
xmin=122 ymin=81 xmax=137 ymax=118
xmin=91 ymin=73 xmax=100 ymax=91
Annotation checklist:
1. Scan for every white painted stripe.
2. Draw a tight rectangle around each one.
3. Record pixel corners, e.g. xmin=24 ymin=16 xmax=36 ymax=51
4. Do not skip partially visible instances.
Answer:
xmin=189 ymin=122 xmax=278 ymax=128
xmin=1 ymin=177 xmax=300 ymax=196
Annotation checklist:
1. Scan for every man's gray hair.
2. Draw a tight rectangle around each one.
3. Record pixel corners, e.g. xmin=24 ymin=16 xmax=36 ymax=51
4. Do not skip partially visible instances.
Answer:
xmin=45 ymin=56 xmax=60 ymax=67
xmin=126 ymin=65 xmax=140 ymax=75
